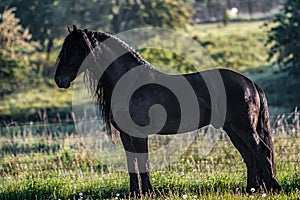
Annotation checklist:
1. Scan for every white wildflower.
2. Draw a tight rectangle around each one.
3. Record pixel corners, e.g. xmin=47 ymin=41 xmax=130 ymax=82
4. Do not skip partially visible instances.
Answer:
xmin=235 ymin=187 xmax=239 ymax=193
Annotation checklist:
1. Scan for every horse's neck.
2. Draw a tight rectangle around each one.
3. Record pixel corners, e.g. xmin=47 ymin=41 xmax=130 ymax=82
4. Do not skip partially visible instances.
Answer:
xmin=95 ymin=32 xmax=150 ymax=87
xmin=95 ymin=31 xmax=149 ymax=66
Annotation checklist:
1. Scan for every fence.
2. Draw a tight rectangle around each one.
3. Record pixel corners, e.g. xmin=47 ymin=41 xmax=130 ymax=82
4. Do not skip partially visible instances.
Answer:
xmin=0 ymin=108 xmax=299 ymax=177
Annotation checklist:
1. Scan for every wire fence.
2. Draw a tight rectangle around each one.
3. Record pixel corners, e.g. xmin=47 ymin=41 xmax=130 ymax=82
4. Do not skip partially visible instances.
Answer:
xmin=0 ymin=108 xmax=299 ymax=176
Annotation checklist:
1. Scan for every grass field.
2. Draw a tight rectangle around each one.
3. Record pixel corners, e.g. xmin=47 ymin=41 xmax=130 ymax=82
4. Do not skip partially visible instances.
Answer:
xmin=0 ymin=113 xmax=299 ymax=199
xmin=185 ymin=21 xmax=271 ymax=71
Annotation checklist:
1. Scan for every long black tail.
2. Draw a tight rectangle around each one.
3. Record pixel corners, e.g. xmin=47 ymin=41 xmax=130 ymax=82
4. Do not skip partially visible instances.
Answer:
xmin=255 ymin=83 xmax=275 ymax=174
xmin=255 ymin=84 xmax=283 ymax=192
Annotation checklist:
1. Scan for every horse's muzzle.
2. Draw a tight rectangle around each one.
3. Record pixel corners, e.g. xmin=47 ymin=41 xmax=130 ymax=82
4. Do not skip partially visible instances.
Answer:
xmin=55 ymin=76 xmax=71 ymax=88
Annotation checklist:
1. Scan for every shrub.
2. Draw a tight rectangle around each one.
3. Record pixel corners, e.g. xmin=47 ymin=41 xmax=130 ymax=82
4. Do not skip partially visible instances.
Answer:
xmin=0 ymin=7 xmax=38 ymax=98
xmin=266 ymin=0 xmax=300 ymax=74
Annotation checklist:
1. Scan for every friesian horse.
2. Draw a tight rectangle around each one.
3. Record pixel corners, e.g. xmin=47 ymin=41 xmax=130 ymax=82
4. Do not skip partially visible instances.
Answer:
xmin=54 ymin=25 xmax=281 ymax=195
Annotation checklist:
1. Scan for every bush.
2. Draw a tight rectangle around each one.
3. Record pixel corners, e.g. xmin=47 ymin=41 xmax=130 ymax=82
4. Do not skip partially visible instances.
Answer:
xmin=266 ymin=0 xmax=300 ymax=74
xmin=0 ymin=57 xmax=26 ymax=98
xmin=0 ymin=7 xmax=38 ymax=98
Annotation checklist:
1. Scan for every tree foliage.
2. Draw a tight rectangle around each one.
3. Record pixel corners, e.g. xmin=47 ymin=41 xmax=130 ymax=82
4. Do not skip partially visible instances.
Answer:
xmin=0 ymin=0 xmax=112 ymax=53
xmin=0 ymin=8 xmax=36 ymax=98
xmin=110 ymin=0 xmax=191 ymax=33
xmin=266 ymin=0 xmax=300 ymax=74
xmin=0 ymin=7 xmax=36 ymax=60
xmin=0 ymin=0 xmax=191 ymax=52
xmin=0 ymin=0 xmax=57 ymax=53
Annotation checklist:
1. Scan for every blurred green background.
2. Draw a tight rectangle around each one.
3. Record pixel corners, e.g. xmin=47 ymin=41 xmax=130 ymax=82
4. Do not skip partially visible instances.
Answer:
xmin=0 ymin=0 xmax=299 ymax=123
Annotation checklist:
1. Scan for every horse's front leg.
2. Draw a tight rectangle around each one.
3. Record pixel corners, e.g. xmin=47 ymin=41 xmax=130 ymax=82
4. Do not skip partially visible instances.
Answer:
xmin=120 ymin=132 xmax=140 ymax=196
xmin=135 ymin=137 xmax=153 ymax=194
xmin=120 ymin=132 xmax=153 ymax=196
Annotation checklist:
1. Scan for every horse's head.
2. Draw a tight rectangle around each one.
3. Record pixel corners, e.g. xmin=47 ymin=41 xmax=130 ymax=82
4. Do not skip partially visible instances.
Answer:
xmin=54 ymin=25 xmax=94 ymax=88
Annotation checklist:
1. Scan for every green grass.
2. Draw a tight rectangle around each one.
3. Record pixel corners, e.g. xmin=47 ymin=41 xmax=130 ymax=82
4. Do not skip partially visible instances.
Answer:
xmin=1 ymin=170 xmax=299 ymax=199
xmin=138 ymin=21 xmax=271 ymax=74
xmin=184 ymin=21 xmax=271 ymax=71
xmin=0 ymin=123 xmax=299 ymax=199
xmin=0 ymin=78 xmax=78 ymax=123
xmin=0 ymin=80 xmax=71 ymax=118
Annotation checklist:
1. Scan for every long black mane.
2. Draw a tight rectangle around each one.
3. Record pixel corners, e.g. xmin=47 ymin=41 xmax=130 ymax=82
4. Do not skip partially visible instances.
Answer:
xmin=81 ymin=29 xmax=154 ymax=136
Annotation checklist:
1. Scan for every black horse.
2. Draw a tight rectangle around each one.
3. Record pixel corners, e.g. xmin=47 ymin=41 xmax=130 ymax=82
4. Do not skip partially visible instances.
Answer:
xmin=54 ymin=25 xmax=281 ymax=195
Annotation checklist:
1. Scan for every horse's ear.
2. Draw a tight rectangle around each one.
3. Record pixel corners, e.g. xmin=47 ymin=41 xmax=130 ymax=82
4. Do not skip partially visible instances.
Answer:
xmin=83 ymin=28 xmax=88 ymax=33
xmin=73 ymin=25 xmax=77 ymax=32
xmin=67 ymin=26 xmax=71 ymax=33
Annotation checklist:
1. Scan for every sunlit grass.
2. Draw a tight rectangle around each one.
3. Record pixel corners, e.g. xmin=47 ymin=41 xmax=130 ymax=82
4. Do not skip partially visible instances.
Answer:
xmin=0 ymin=123 xmax=299 ymax=199
xmin=0 ymin=79 xmax=76 ymax=122
xmin=185 ymin=21 xmax=271 ymax=71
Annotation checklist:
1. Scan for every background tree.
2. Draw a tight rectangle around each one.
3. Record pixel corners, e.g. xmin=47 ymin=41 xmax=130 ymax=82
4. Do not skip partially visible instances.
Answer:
xmin=266 ymin=0 xmax=300 ymax=75
xmin=110 ymin=0 xmax=191 ymax=33
xmin=0 ymin=0 xmax=58 ymax=54
xmin=0 ymin=0 xmax=111 ymax=55
xmin=0 ymin=8 xmax=37 ymax=98
xmin=1 ymin=0 xmax=190 ymax=53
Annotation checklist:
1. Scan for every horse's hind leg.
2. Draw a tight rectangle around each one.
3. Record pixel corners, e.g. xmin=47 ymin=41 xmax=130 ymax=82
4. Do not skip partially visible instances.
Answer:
xmin=250 ymin=133 xmax=281 ymax=192
xmin=226 ymin=125 xmax=280 ymax=192
xmin=223 ymin=125 xmax=261 ymax=192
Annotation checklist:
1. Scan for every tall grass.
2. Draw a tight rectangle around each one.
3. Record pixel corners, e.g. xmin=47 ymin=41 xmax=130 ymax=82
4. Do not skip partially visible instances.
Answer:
xmin=0 ymin=110 xmax=299 ymax=199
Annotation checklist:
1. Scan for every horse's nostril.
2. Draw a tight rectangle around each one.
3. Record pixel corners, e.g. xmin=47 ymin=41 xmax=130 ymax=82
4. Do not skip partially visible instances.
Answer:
xmin=63 ymin=77 xmax=69 ymax=83
xmin=55 ymin=77 xmax=61 ymax=85
xmin=55 ymin=77 xmax=71 ymax=88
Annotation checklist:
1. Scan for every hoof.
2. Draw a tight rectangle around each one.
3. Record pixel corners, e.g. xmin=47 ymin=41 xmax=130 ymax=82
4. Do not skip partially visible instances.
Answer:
xmin=268 ymin=180 xmax=283 ymax=193
xmin=130 ymin=190 xmax=141 ymax=198
xmin=247 ymin=180 xmax=282 ymax=194
xmin=142 ymin=189 xmax=156 ymax=198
